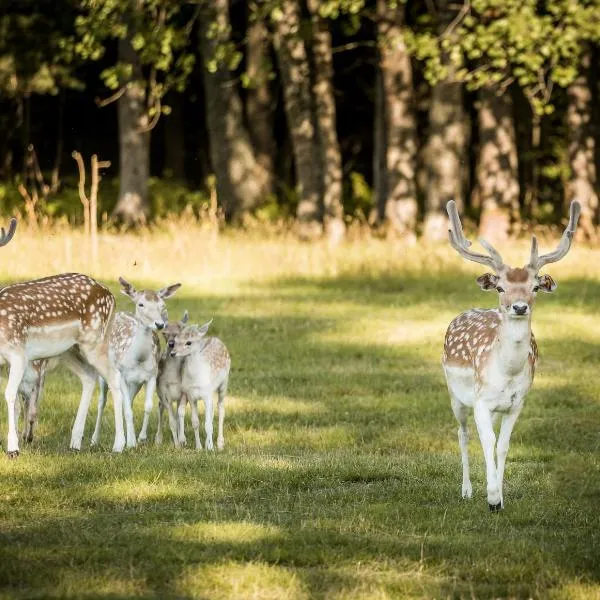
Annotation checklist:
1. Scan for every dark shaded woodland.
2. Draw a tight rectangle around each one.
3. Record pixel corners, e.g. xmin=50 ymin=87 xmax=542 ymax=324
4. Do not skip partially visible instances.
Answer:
xmin=1 ymin=0 xmax=599 ymax=240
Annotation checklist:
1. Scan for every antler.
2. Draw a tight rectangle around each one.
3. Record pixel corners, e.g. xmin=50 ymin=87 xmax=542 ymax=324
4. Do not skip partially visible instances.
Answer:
xmin=0 ymin=218 xmax=17 ymax=247
xmin=528 ymin=201 xmax=581 ymax=272
xmin=446 ymin=200 xmax=504 ymax=272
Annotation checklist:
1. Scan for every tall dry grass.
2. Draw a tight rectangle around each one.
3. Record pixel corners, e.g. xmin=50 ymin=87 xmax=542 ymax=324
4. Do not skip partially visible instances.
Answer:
xmin=1 ymin=219 xmax=599 ymax=290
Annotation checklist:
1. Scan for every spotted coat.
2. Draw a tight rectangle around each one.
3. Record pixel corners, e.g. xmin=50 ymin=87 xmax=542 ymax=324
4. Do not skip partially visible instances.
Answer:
xmin=0 ymin=273 xmax=114 ymax=348
xmin=108 ymin=312 xmax=160 ymax=368
xmin=442 ymin=309 xmax=539 ymax=383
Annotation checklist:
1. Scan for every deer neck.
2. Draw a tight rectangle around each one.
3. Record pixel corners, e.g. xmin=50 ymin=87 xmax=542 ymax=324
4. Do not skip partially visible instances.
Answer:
xmin=130 ymin=321 xmax=155 ymax=361
xmin=497 ymin=313 xmax=532 ymax=375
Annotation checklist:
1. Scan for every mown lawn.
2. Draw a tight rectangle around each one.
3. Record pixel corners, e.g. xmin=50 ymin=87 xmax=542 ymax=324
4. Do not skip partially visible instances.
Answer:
xmin=0 ymin=230 xmax=598 ymax=599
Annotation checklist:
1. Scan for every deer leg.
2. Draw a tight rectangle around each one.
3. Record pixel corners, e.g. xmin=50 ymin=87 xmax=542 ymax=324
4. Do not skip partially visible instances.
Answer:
xmin=138 ymin=377 xmax=156 ymax=443
xmin=90 ymin=377 xmax=108 ymax=446
xmin=474 ymin=402 xmax=501 ymax=511
xmin=5 ymin=355 xmax=26 ymax=457
xmin=190 ymin=398 xmax=202 ymax=450
xmin=451 ymin=395 xmax=472 ymax=499
xmin=121 ymin=380 xmax=137 ymax=449
xmin=177 ymin=395 xmax=187 ymax=446
xmin=217 ymin=381 xmax=227 ymax=451
xmin=496 ymin=405 xmax=523 ymax=509
xmin=165 ymin=399 xmax=180 ymax=448
xmin=25 ymin=373 xmax=43 ymax=444
xmin=76 ymin=346 xmax=126 ymax=453
xmin=155 ymin=392 xmax=164 ymax=445
xmin=203 ymin=393 xmax=214 ymax=451
xmin=61 ymin=349 xmax=99 ymax=450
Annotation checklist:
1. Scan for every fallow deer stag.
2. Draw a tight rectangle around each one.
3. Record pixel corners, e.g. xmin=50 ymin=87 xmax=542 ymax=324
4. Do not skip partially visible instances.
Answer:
xmin=443 ymin=200 xmax=580 ymax=511
xmin=0 ymin=218 xmax=126 ymax=455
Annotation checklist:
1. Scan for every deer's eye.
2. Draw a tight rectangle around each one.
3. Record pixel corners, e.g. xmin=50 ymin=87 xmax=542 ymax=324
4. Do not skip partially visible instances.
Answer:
xmin=138 ymin=303 xmax=144 ymax=308
xmin=186 ymin=341 xmax=192 ymax=346
xmin=496 ymin=287 xmax=505 ymax=293
xmin=533 ymin=285 xmax=540 ymax=292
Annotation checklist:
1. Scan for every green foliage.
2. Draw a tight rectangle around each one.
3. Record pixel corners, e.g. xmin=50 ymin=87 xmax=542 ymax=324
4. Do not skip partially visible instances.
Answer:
xmin=74 ymin=0 xmax=196 ymax=118
xmin=345 ymin=171 xmax=373 ymax=218
xmin=409 ymin=0 xmax=600 ymax=114
xmin=0 ymin=0 xmax=81 ymax=96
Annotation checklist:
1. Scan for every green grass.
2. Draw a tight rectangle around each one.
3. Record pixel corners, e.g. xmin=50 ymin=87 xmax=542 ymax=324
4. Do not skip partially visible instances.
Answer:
xmin=0 ymin=234 xmax=599 ymax=599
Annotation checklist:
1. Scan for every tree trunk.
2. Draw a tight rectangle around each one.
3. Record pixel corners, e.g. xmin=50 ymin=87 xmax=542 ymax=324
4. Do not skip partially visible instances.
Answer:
xmin=272 ymin=0 xmax=322 ymax=239
xmin=377 ymin=0 xmax=418 ymax=240
xmin=423 ymin=2 xmax=467 ymax=241
xmin=199 ymin=0 xmax=268 ymax=221
xmin=476 ymin=86 xmax=520 ymax=243
xmin=307 ymin=0 xmax=345 ymax=243
xmin=246 ymin=16 xmax=276 ymax=195
xmin=113 ymin=37 xmax=151 ymax=225
xmin=164 ymin=93 xmax=186 ymax=180
xmin=373 ymin=68 xmax=387 ymax=225
xmin=566 ymin=51 xmax=598 ymax=240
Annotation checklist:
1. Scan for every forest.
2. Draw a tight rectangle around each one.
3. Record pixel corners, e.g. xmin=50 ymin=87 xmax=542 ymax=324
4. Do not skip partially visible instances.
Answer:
xmin=1 ymin=0 xmax=599 ymax=242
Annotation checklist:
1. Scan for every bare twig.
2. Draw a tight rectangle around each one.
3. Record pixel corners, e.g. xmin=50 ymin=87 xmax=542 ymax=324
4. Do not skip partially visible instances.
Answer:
xmin=441 ymin=0 xmax=471 ymax=39
xmin=95 ymin=86 xmax=127 ymax=108
xmin=72 ymin=151 xmax=90 ymax=237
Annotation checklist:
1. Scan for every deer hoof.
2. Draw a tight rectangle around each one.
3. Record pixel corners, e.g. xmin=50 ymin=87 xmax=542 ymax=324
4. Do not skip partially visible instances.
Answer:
xmin=488 ymin=502 xmax=503 ymax=512
xmin=7 ymin=450 xmax=19 ymax=459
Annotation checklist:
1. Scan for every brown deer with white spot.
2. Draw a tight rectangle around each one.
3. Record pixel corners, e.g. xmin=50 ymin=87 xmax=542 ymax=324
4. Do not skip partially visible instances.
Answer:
xmin=90 ymin=278 xmax=181 ymax=448
xmin=443 ymin=200 xmax=580 ymax=511
xmin=0 ymin=218 xmax=126 ymax=455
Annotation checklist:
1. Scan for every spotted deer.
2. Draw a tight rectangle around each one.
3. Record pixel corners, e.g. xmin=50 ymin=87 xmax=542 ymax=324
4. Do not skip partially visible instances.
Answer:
xmin=0 ymin=219 xmax=126 ymax=456
xmin=443 ymin=200 xmax=580 ymax=511
xmin=155 ymin=310 xmax=189 ymax=447
xmin=170 ymin=320 xmax=230 ymax=450
xmin=90 ymin=278 xmax=181 ymax=448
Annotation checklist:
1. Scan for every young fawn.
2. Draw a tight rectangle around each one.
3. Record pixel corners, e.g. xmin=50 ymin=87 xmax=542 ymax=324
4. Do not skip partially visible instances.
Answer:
xmin=443 ymin=200 xmax=580 ymax=511
xmin=155 ymin=311 xmax=189 ymax=446
xmin=170 ymin=320 xmax=230 ymax=450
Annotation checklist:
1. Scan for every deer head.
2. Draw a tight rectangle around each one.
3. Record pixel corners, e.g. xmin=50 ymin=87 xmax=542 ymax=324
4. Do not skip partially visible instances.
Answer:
xmin=162 ymin=310 xmax=189 ymax=351
xmin=170 ymin=320 xmax=212 ymax=358
xmin=446 ymin=201 xmax=580 ymax=319
xmin=118 ymin=277 xmax=181 ymax=330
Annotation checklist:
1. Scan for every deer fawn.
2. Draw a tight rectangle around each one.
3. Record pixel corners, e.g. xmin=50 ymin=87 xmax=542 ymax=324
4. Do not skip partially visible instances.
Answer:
xmin=91 ymin=278 xmax=181 ymax=448
xmin=156 ymin=311 xmax=189 ymax=447
xmin=443 ymin=200 xmax=580 ymax=511
xmin=0 ymin=219 xmax=127 ymax=455
xmin=170 ymin=320 xmax=230 ymax=450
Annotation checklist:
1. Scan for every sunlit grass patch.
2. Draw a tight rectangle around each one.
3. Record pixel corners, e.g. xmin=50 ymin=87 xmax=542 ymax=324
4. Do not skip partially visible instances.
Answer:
xmin=176 ymin=561 xmax=309 ymax=600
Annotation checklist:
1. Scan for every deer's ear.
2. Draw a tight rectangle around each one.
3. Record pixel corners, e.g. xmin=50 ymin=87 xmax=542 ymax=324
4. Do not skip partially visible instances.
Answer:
xmin=536 ymin=274 xmax=557 ymax=293
xmin=196 ymin=319 xmax=212 ymax=337
xmin=476 ymin=273 xmax=500 ymax=291
xmin=158 ymin=283 xmax=181 ymax=299
xmin=182 ymin=310 xmax=189 ymax=324
xmin=119 ymin=277 xmax=137 ymax=299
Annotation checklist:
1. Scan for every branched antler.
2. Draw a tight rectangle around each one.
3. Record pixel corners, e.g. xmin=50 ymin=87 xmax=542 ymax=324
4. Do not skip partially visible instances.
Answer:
xmin=0 ymin=218 xmax=17 ymax=247
xmin=528 ymin=201 xmax=581 ymax=272
xmin=446 ymin=200 xmax=504 ymax=272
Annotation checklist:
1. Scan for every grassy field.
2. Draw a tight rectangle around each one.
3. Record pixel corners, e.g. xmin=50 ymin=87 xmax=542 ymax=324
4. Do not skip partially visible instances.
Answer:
xmin=0 ymin=227 xmax=599 ymax=599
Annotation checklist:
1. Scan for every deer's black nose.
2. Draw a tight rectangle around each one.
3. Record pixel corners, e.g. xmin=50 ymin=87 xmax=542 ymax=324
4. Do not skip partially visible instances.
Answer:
xmin=155 ymin=322 xmax=165 ymax=330
xmin=513 ymin=303 xmax=528 ymax=315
